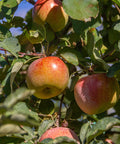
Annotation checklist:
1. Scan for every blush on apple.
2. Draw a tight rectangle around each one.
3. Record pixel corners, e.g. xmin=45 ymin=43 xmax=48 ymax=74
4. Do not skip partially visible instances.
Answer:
xmin=32 ymin=0 xmax=68 ymax=32
xmin=74 ymin=73 xmax=119 ymax=115
xmin=39 ymin=127 xmax=80 ymax=144
xmin=26 ymin=56 xmax=69 ymax=99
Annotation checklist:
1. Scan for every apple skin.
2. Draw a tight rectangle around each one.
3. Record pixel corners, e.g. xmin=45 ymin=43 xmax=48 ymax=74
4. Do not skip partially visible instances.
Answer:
xmin=32 ymin=0 xmax=68 ymax=32
xmin=74 ymin=73 xmax=119 ymax=115
xmin=26 ymin=56 xmax=69 ymax=99
xmin=39 ymin=127 xmax=80 ymax=144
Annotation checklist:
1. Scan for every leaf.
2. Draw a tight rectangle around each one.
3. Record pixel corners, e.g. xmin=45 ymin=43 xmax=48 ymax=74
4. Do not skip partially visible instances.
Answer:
xmin=12 ymin=102 xmax=39 ymax=121
xmin=25 ymin=23 xmax=46 ymax=44
xmin=21 ymin=142 xmax=33 ymax=144
xmin=68 ymin=75 xmax=79 ymax=91
xmin=0 ymin=124 xmax=24 ymax=136
xmin=39 ymin=99 xmax=55 ymax=114
xmin=63 ymin=0 xmax=99 ymax=21
xmin=72 ymin=18 xmax=100 ymax=35
xmin=10 ymin=61 xmax=24 ymax=91
xmin=80 ymin=122 xmax=90 ymax=144
xmin=112 ymin=0 xmax=120 ymax=7
xmin=40 ymin=136 xmax=78 ymax=144
xmin=12 ymin=16 xmax=25 ymax=28
xmin=89 ymin=139 xmax=106 ymax=144
xmin=21 ymin=126 xmax=35 ymax=141
xmin=0 ymin=37 xmax=21 ymax=58
xmin=51 ymin=136 xmax=78 ymax=144
xmin=1 ymin=88 xmax=35 ymax=110
xmin=86 ymin=30 xmax=109 ymax=71
xmin=3 ymin=0 xmax=18 ymax=8
xmin=108 ymin=29 xmax=120 ymax=44
xmin=0 ymin=25 xmax=12 ymax=41
xmin=107 ymin=62 xmax=120 ymax=77
xmin=38 ymin=120 xmax=54 ymax=137
xmin=0 ymin=136 xmax=23 ymax=144
xmin=113 ymin=22 xmax=120 ymax=32
xmin=59 ymin=47 xmax=86 ymax=66
xmin=86 ymin=117 xmax=120 ymax=143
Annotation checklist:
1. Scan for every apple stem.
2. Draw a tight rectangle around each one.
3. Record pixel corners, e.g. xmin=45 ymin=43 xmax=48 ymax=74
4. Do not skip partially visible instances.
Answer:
xmin=56 ymin=94 xmax=64 ymax=127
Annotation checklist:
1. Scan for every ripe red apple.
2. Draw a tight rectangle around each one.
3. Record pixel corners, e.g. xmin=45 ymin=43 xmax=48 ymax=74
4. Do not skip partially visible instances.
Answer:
xmin=26 ymin=56 xmax=69 ymax=99
xmin=39 ymin=127 xmax=80 ymax=144
xmin=32 ymin=0 xmax=68 ymax=32
xmin=74 ymin=73 xmax=119 ymax=115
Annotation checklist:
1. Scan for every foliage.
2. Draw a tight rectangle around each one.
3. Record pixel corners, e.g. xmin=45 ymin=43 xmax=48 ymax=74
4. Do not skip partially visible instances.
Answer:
xmin=0 ymin=0 xmax=120 ymax=143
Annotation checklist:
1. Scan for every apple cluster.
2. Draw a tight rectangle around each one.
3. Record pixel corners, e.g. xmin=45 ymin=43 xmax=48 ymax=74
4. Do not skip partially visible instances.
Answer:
xmin=32 ymin=0 xmax=68 ymax=32
xmin=25 ymin=1 xmax=120 ymax=143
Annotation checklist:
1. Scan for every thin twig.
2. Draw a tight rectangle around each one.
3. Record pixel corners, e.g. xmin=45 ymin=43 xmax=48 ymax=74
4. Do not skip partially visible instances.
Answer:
xmin=18 ymin=52 xmax=46 ymax=57
xmin=114 ymin=3 xmax=120 ymax=14
xmin=56 ymin=94 xmax=64 ymax=127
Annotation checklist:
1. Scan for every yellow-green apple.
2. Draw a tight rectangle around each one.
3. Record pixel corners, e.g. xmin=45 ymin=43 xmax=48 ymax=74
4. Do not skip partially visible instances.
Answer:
xmin=26 ymin=56 xmax=69 ymax=99
xmin=39 ymin=127 xmax=80 ymax=144
xmin=74 ymin=73 xmax=119 ymax=115
xmin=32 ymin=0 xmax=68 ymax=32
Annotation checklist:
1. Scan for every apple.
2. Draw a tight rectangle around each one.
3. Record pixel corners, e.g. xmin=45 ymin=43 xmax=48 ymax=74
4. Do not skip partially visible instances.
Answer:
xmin=39 ymin=127 xmax=80 ymax=144
xmin=74 ymin=73 xmax=119 ymax=115
xmin=26 ymin=56 xmax=69 ymax=99
xmin=32 ymin=0 xmax=68 ymax=32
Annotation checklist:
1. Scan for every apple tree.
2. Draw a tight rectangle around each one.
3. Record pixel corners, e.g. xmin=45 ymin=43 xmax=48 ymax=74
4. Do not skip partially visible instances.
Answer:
xmin=0 ymin=0 xmax=120 ymax=143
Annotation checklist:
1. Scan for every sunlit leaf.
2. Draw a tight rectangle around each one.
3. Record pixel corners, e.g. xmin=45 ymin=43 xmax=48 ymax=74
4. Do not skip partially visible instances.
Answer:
xmin=63 ymin=0 xmax=99 ymax=21
xmin=0 ymin=37 xmax=21 ymax=58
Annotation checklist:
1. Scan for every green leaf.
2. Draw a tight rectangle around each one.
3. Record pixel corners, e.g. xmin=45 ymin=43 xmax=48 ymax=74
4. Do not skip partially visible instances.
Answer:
xmin=3 ymin=0 xmax=18 ymax=8
xmin=0 ymin=136 xmax=23 ymax=144
xmin=12 ymin=16 xmax=25 ymax=28
xmin=1 ymin=88 xmax=35 ymax=110
xmin=0 ymin=25 xmax=12 ymax=41
xmin=86 ymin=30 xmax=109 ymax=71
xmin=63 ymin=0 xmax=99 ymax=21
xmin=21 ymin=142 xmax=33 ymax=144
xmin=39 ymin=99 xmax=54 ymax=114
xmin=60 ymin=47 xmax=85 ymax=66
xmin=66 ymin=100 xmax=83 ymax=119
xmin=86 ymin=117 xmax=120 ymax=143
xmin=12 ymin=102 xmax=39 ymax=121
xmin=89 ymin=139 xmax=106 ymax=144
xmin=0 ymin=124 xmax=24 ymax=137
xmin=21 ymin=126 xmax=35 ymax=141
xmin=25 ymin=23 xmax=46 ymax=44
xmin=51 ymin=136 xmax=78 ymax=144
xmin=112 ymin=0 xmax=120 ymax=7
xmin=40 ymin=136 xmax=78 ymax=144
xmin=10 ymin=61 xmax=24 ymax=91
xmin=72 ymin=18 xmax=100 ymax=35
xmin=80 ymin=122 xmax=90 ymax=144
xmin=114 ymin=22 xmax=120 ymax=32
xmin=107 ymin=62 xmax=120 ymax=77
xmin=38 ymin=120 xmax=54 ymax=137
xmin=108 ymin=29 xmax=120 ymax=44
xmin=68 ymin=75 xmax=79 ymax=92
xmin=0 ymin=37 xmax=21 ymax=58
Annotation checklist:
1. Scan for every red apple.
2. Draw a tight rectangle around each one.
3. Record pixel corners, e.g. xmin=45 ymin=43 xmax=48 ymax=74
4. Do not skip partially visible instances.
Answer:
xmin=32 ymin=0 xmax=68 ymax=32
xmin=74 ymin=73 xmax=119 ymax=115
xmin=26 ymin=56 xmax=69 ymax=99
xmin=39 ymin=127 xmax=80 ymax=144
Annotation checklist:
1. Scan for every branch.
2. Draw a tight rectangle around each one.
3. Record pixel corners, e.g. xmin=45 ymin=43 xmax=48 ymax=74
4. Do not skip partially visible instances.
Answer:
xmin=56 ymin=94 xmax=64 ymax=127
xmin=114 ymin=3 xmax=120 ymax=14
